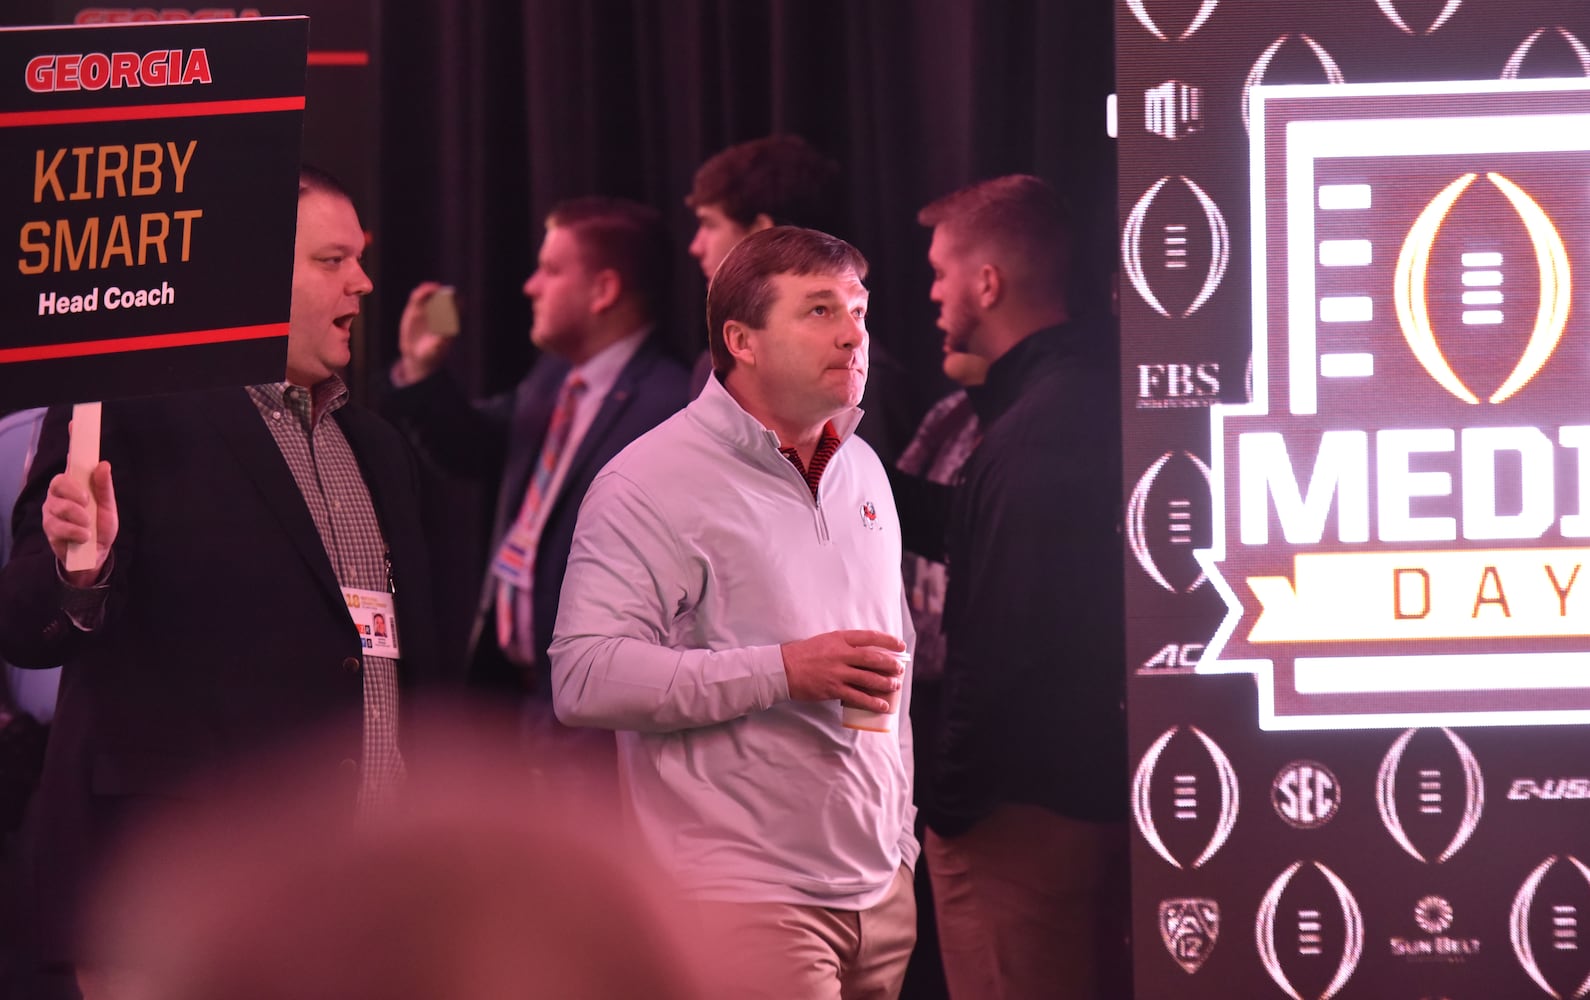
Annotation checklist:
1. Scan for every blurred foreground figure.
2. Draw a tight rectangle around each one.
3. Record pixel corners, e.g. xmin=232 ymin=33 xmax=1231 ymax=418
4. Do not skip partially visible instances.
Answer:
xmin=84 ymin=706 xmax=709 ymax=1000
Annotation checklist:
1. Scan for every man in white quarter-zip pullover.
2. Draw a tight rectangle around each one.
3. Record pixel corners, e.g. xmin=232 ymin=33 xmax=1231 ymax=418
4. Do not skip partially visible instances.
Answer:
xmin=551 ymin=226 xmax=918 ymax=1000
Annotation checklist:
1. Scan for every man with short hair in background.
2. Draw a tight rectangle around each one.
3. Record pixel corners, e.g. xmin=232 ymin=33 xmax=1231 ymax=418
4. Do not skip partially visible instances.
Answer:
xmin=685 ymin=136 xmax=911 ymax=464
xmin=552 ymin=226 xmax=917 ymax=1000
xmin=388 ymin=198 xmax=688 ymax=790
xmin=916 ymin=175 xmax=1128 ymax=1000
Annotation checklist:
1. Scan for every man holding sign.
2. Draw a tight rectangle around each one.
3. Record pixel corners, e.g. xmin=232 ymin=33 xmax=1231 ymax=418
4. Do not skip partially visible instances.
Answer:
xmin=0 ymin=168 xmax=442 ymax=997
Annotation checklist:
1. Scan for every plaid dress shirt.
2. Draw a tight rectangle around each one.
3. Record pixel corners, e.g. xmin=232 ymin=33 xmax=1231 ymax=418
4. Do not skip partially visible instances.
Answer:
xmin=247 ymin=378 xmax=404 ymax=807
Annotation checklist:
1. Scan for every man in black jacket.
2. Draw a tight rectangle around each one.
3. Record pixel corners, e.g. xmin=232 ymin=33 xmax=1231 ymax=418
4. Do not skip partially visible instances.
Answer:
xmin=916 ymin=175 xmax=1127 ymax=1000
xmin=0 ymin=169 xmax=445 ymax=999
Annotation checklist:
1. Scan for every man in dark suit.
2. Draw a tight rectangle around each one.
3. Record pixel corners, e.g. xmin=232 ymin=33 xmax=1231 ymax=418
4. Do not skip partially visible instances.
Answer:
xmin=0 ymin=168 xmax=444 ymax=999
xmin=387 ymin=198 xmax=688 ymax=761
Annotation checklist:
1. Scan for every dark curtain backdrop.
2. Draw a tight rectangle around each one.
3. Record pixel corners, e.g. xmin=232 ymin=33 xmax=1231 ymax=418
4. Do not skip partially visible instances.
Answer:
xmin=374 ymin=0 xmax=1117 ymax=408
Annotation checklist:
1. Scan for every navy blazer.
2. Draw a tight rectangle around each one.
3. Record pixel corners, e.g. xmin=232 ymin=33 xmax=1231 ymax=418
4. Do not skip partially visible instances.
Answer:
xmin=0 ymin=388 xmax=445 ymax=963
xmin=385 ymin=333 xmax=690 ymax=691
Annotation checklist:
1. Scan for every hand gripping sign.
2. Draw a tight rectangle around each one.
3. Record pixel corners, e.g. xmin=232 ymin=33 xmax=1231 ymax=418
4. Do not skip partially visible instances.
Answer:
xmin=0 ymin=17 xmax=308 ymax=567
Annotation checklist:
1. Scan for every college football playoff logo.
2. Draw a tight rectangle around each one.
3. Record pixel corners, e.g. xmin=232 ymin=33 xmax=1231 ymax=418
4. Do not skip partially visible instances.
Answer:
xmin=1503 ymin=27 xmax=1590 ymax=80
xmin=1376 ymin=728 xmax=1484 ymax=864
xmin=1511 ymin=855 xmax=1590 ymax=998
xmin=1256 ymin=860 xmax=1364 ymax=1000
xmin=1125 ymin=0 xmax=1218 ymax=42
xmin=1127 ymin=450 xmax=1212 ymax=593
xmin=1121 ymin=175 xmax=1230 ymax=320
xmin=1160 ymin=898 xmax=1220 ymax=974
xmin=1132 ymin=725 xmax=1239 ymax=869
xmin=1241 ymin=34 xmax=1345 ymax=131
xmin=1375 ymin=0 xmax=1463 ymax=36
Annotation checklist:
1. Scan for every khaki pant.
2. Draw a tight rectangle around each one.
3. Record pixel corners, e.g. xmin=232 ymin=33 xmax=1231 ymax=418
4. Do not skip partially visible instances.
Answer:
xmin=926 ymin=804 xmax=1128 ymax=1000
xmin=693 ymin=863 xmax=917 ymax=1000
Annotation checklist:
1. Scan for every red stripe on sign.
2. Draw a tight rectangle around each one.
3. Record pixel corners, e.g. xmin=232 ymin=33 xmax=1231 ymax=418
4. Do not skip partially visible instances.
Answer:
xmin=0 ymin=96 xmax=305 ymax=128
xmin=307 ymin=51 xmax=370 ymax=67
xmin=0 ymin=324 xmax=286 ymax=364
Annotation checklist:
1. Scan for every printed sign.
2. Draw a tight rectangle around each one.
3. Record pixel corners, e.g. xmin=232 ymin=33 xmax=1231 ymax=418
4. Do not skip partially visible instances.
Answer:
xmin=0 ymin=16 xmax=307 ymax=407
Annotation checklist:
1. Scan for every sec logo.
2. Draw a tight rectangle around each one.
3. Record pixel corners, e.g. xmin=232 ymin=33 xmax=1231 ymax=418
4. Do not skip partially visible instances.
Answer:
xmin=1127 ymin=450 xmax=1212 ymax=594
xmin=1376 ymin=728 xmax=1484 ymax=864
xmin=1132 ymin=725 xmax=1238 ymax=870
xmin=1511 ymin=855 xmax=1590 ymax=998
xmin=1257 ymin=860 xmax=1364 ymax=1000
xmin=1272 ymin=761 xmax=1340 ymax=830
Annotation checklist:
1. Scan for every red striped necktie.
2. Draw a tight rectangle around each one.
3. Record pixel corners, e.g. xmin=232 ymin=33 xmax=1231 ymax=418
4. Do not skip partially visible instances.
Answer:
xmin=493 ymin=374 xmax=587 ymax=665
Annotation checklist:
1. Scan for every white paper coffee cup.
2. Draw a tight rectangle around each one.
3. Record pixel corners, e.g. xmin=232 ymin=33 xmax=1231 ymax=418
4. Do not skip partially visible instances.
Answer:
xmin=841 ymin=651 xmax=910 ymax=733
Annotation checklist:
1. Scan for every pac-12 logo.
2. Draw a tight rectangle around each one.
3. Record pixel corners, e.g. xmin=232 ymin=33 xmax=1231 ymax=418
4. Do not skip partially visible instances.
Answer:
xmin=1511 ymin=855 xmax=1590 ymax=998
xmin=1196 ymin=79 xmax=1590 ymax=731
xmin=1256 ymin=860 xmax=1364 ymax=1000
xmin=1159 ymin=898 xmax=1220 ymax=974
xmin=1131 ymin=725 xmax=1238 ymax=869
xmin=1273 ymin=760 xmax=1339 ymax=829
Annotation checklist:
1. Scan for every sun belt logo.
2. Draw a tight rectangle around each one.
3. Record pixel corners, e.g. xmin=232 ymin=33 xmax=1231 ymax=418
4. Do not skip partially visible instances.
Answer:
xmin=1159 ymin=898 xmax=1219 ymax=974
xmin=1241 ymin=34 xmax=1344 ymax=132
xmin=1272 ymin=760 xmax=1339 ymax=830
xmin=1511 ymin=855 xmax=1590 ymax=998
xmin=1375 ymin=0 xmax=1463 ymax=36
xmin=1131 ymin=725 xmax=1238 ymax=869
xmin=1128 ymin=451 xmax=1212 ymax=593
xmin=1121 ymin=176 xmax=1230 ymax=319
xmin=1503 ymin=27 xmax=1590 ymax=81
xmin=1376 ymin=728 xmax=1483 ymax=864
xmin=1124 ymin=0 xmax=1217 ymax=42
xmin=1390 ymin=894 xmax=1481 ymax=963
xmin=1197 ymin=79 xmax=1590 ymax=730
xmin=1256 ymin=860 xmax=1364 ymax=1000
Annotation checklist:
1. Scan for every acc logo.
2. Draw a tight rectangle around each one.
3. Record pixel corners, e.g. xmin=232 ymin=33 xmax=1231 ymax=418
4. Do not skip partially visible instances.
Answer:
xmin=1503 ymin=27 xmax=1590 ymax=80
xmin=1375 ymin=0 xmax=1462 ymax=36
xmin=1394 ymin=172 xmax=1568 ymax=405
xmin=1257 ymin=860 xmax=1364 ymax=1000
xmin=1125 ymin=0 xmax=1218 ymax=42
xmin=1122 ymin=176 xmax=1229 ymax=319
xmin=1511 ymin=855 xmax=1590 ymax=998
xmin=1376 ymin=728 xmax=1483 ymax=864
xmin=1131 ymin=725 xmax=1238 ymax=869
xmin=1241 ymin=34 xmax=1345 ymax=131
xmin=1272 ymin=760 xmax=1340 ymax=830
xmin=1140 ymin=641 xmax=1205 ymax=674
xmin=1127 ymin=451 xmax=1212 ymax=593
xmin=1160 ymin=898 xmax=1219 ymax=974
